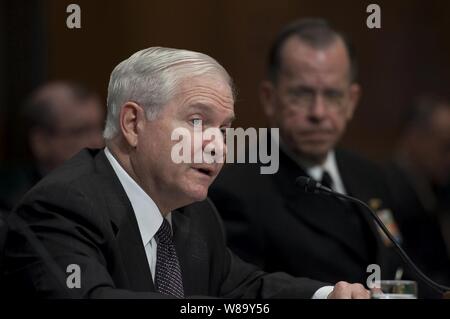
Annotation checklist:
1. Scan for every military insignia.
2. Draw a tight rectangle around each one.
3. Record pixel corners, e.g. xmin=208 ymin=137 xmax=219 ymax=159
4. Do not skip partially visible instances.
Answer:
xmin=368 ymin=198 xmax=403 ymax=247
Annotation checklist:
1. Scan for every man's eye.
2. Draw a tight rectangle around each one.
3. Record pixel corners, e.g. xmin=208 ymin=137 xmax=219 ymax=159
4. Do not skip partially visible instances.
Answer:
xmin=288 ymin=89 xmax=315 ymax=103
xmin=190 ymin=118 xmax=202 ymax=127
xmin=325 ymin=90 xmax=344 ymax=99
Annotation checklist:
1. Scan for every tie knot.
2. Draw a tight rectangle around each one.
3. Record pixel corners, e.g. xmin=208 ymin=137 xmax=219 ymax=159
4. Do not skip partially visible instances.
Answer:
xmin=320 ymin=170 xmax=334 ymax=189
xmin=155 ymin=219 xmax=172 ymax=244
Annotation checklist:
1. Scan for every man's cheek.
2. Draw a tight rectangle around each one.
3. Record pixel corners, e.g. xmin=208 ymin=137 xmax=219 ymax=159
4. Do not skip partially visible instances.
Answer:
xmin=216 ymin=163 xmax=224 ymax=175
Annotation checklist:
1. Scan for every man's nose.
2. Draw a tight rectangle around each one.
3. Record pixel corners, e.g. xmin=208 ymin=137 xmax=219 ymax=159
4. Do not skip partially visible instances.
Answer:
xmin=202 ymin=129 xmax=225 ymax=159
xmin=308 ymin=94 xmax=327 ymax=120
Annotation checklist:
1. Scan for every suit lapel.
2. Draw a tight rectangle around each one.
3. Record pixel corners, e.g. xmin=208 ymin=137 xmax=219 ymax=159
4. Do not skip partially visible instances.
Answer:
xmin=335 ymin=150 xmax=383 ymax=260
xmin=93 ymin=150 xmax=211 ymax=295
xmin=93 ymin=150 xmax=155 ymax=292
xmin=273 ymin=150 xmax=371 ymax=263
xmin=172 ymin=207 xmax=209 ymax=296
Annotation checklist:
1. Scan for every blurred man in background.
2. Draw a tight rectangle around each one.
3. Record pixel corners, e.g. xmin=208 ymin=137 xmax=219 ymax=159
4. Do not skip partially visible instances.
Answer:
xmin=210 ymin=18 xmax=402 ymax=288
xmin=0 ymin=81 xmax=105 ymax=214
xmin=384 ymin=94 xmax=450 ymax=296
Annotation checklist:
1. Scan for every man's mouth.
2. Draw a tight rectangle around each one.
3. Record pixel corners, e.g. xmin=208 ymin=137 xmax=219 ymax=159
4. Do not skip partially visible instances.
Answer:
xmin=298 ymin=130 xmax=332 ymax=140
xmin=192 ymin=166 xmax=215 ymax=177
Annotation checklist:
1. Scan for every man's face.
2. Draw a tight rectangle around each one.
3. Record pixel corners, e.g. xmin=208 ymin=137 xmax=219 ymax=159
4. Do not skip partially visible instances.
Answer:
xmin=34 ymin=95 xmax=105 ymax=172
xmin=418 ymin=106 xmax=450 ymax=185
xmin=132 ymin=75 xmax=234 ymax=209
xmin=53 ymin=96 xmax=105 ymax=156
xmin=262 ymin=36 xmax=360 ymax=163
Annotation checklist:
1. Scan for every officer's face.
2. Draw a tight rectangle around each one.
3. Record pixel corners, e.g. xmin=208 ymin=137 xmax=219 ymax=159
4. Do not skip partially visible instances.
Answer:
xmin=262 ymin=36 xmax=360 ymax=164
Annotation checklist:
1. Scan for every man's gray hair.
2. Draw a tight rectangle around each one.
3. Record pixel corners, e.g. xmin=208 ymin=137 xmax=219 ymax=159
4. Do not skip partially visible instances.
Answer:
xmin=103 ymin=47 xmax=234 ymax=139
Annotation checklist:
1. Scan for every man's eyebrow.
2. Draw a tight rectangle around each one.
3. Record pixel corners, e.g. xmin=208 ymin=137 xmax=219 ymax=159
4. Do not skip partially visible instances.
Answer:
xmin=223 ymin=114 xmax=236 ymax=125
xmin=289 ymin=85 xmax=314 ymax=91
xmin=189 ymin=103 xmax=235 ymax=124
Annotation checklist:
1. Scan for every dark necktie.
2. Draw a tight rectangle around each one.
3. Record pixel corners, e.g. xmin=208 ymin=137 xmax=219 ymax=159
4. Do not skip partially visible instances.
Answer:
xmin=154 ymin=219 xmax=184 ymax=298
xmin=321 ymin=170 xmax=334 ymax=190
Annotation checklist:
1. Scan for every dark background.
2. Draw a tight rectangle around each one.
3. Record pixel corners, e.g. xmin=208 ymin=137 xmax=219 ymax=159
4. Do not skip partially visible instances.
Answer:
xmin=1 ymin=0 xmax=450 ymax=164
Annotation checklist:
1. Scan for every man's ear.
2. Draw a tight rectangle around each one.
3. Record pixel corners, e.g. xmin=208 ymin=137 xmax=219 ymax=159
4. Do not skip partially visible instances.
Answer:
xmin=260 ymin=80 xmax=277 ymax=119
xmin=346 ymin=83 xmax=361 ymax=120
xmin=119 ymin=102 xmax=146 ymax=147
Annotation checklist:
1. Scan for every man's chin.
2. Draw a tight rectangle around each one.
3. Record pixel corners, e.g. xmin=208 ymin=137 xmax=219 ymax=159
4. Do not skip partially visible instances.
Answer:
xmin=295 ymin=146 xmax=331 ymax=163
xmin=184 ymin=186 xmax=209 ymax=203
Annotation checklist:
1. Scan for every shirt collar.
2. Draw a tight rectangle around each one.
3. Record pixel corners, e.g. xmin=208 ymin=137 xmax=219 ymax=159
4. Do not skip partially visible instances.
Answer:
xmin=278 ymin=138 xmax=346 ymax=193
xmin=303 ymin=151 xmax=336 ymax=181
xmin=104 ymin=147 xmax=171 ymax=246
xmin=303 ymin=151 xmax=346 ymax=194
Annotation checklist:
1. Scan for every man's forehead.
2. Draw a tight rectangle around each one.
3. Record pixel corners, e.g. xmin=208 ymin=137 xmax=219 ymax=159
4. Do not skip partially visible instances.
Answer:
xmin=175 ymin=76 xmax=234 ymax=103
xmin=281 ymin=37 xmax=350 ymax=74
xmin=179 ymin=74 xmax=231 ymax=89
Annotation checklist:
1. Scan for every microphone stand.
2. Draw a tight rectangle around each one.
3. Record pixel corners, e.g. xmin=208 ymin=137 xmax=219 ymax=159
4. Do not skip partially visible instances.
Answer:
xmin=296 ymin=177 xmax=450 ymax=298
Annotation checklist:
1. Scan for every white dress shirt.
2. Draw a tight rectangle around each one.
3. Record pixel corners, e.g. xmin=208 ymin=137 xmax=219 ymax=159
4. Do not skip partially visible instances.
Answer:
xmin=105 ymin=147 xmax=333 ymax=298
xmin=298 ymin=151 xmax=347 ymax=195
xmin=277 ymin=136 xmax=346 ymax=194
xmin=105 ymin=147 xmax=171 ymax=283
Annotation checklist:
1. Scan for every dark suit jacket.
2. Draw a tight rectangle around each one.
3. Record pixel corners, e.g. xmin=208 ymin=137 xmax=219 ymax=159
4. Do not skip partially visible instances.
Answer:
xmin=0 ymin=165 xmax=43 ymax=215
xmin=2 ymin=149 xmax=325 ymax=298
xmin=383 ymin=161 xmax=450 ymax=297
xmin=210 ymin=148 xmax=400 ymax=285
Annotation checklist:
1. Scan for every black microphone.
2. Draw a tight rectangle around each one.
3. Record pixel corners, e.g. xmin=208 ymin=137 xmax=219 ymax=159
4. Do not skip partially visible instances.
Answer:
xmin=295 ymin=176 xmax=450 ymax=296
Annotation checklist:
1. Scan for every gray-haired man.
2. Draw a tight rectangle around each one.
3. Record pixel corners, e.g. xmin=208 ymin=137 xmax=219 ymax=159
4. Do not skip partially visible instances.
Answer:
xmin=3 ymin=47 xmax=368 ymax=299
